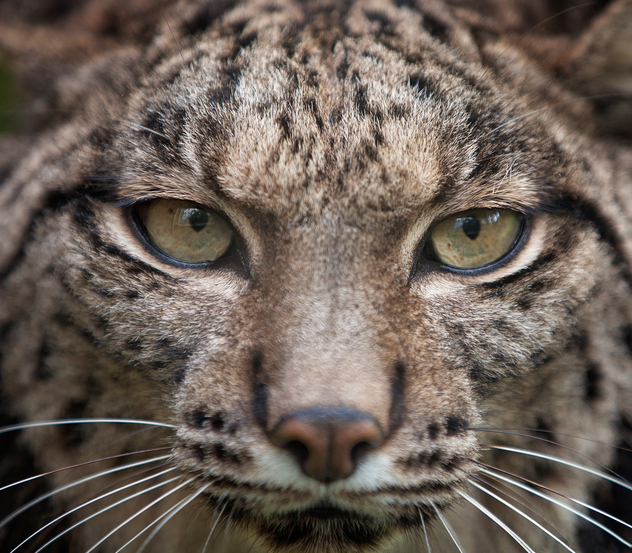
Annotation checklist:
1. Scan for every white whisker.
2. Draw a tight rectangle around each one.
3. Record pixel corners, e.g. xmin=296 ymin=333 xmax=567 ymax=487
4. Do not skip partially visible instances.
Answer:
xmin=135 ymin=484 xmax=210 ymax=553
xmin=0 ymin=418 xmax=175 ymax=435
xmin=478 ymin=466 xmax=632 ymax=547
xmin=122 ymin=121 xmax=169 ymax=139
xmin=34 ymin=476 xmax=182 ymax=552
xmin=0 ymin=455 xmax=171 ymax=530
xmin=457 ymin=490 xmax=536 ymax=553
xmin=0 ymin=448 xmax=171 ymax=492
xmin=11 ymin=467 xmax=177 ymax=553
xmin=83 ymin=478 xmax=196 ymax=553
xmin=430 ymin=501 xmax=465 ymax=553
xmin=468 ymin=479 xmax=576 ymax=552
xmin=419 ymin=508 xmax=432 ymax=553
xmin=201 ymin=496 xmax=228 ymax=553
xmin=487 ymin=445 xmax=632 ymax=492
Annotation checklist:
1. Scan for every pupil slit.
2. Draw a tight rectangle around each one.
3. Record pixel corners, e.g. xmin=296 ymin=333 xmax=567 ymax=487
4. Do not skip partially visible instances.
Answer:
xmin=189 ymin=210 xmax=209 ymax=232
xmin=462 ymin=217 xmax=480 ymax=240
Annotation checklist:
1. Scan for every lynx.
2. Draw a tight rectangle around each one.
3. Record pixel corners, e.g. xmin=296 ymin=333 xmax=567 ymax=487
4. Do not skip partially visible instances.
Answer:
xmin=1 ymin=0 xmax=632 ymax=552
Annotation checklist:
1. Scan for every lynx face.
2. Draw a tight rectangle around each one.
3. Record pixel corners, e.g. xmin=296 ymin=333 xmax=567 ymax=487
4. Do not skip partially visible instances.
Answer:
xmin=1 ymin=1 xmax=632 ymax=552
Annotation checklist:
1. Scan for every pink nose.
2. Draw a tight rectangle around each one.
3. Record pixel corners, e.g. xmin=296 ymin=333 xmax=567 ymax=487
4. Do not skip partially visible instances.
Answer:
xmin=270 ymin=408 xmax=384 ymax=483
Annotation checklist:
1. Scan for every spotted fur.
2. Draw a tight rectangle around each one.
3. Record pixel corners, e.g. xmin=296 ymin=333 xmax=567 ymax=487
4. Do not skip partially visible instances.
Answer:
xmin=1 ymin=1 xmax=632 ymax=552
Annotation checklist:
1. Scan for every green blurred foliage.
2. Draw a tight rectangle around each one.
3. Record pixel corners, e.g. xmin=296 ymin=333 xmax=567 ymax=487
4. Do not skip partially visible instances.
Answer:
xmin=0 ymin=60 xmax=20 ymax=134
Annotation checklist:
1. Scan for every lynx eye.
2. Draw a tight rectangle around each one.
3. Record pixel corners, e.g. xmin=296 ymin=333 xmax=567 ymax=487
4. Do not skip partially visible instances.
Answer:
xmin=424 ymin=209 xmax=523 ymax=270
xmin=135 ymin=199 xmax=234 ymax=264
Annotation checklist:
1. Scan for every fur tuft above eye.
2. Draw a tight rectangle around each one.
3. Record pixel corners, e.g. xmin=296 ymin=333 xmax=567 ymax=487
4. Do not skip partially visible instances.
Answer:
xmin=423 ymin=209 xmax=524 ymax=270
xmin=133 ymin=199 xmax=234 ymax=265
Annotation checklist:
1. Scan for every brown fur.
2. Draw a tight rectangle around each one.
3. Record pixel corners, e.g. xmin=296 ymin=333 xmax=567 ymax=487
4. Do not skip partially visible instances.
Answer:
xmin=1 ymin=1 xmax=632 ymax=552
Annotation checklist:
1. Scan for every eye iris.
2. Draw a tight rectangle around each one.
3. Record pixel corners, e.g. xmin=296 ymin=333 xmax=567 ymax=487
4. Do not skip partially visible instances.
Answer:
xmin=138 ymin=199 xmax=233 ymax=264
xmin=428 ymin=209 xmax=521 ymax=269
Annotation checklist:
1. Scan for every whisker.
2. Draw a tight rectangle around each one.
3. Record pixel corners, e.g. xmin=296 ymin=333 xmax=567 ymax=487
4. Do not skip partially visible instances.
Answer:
xmin=33 ymin=477 xmax=182 ymax=552
xmin=0 ymin=418 xmax=175 ymax=435
xmin=0 ymin=455 xmax=172 ymax=530
xmin=430 ymin=501 xmax=465 ymax=553
xmin=122 ymin=121 xmax=169 ymax=140
xmin=467 ymin=478 xmax=576 ymax=552
xmin=0 ymin=447 xmax=172 ymax=492
xmin=456 ymin=490 xmax=535 ymax=553
xmin=201 ymin=495 xmax=228 ymax=553
xmin=419 ymin=508 xmax=432 ymax=553
xmin=135 ymin=483 xmax=210 ymax=553
xmin=465 ymin=469 xmax=563 ymax=536
xmin=473 ymin=426 xmax=632 ymax=454
xmin=477 ymin=465 xmax=632 ymax=546
xmin=486 ymin=445 xmax=632 ymax=492
xmin=83 ymin=478 xmax=196 ymax=553
xmin=11 ymin=467 xmax=177 ymax=553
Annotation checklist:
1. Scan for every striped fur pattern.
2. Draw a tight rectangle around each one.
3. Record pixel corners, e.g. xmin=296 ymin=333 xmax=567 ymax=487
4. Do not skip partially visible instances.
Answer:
xmin=1 ymin=0 xmax=632 ymax=552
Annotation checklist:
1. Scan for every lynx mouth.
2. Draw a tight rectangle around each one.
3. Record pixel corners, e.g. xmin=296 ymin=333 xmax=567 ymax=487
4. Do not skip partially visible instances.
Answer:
xmin=209 ymin=496 xmax=432 ymax=552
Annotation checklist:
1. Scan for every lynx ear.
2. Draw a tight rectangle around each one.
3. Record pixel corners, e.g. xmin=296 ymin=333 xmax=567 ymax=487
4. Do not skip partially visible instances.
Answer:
xmin=564 ymin=0 xmax=632 ymax=137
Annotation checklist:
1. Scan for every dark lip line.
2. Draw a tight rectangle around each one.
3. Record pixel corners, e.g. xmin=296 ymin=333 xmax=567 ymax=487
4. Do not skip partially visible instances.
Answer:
xmin=194 ymin=472 xmax=461 ymax=500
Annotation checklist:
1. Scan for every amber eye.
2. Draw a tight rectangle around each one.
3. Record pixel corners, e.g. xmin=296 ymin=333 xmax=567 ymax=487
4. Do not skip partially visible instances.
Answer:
xmin=135 ymin=199 xmax=234 ymax=264
xmin=425 ymin=209 xmax=523 ymax=270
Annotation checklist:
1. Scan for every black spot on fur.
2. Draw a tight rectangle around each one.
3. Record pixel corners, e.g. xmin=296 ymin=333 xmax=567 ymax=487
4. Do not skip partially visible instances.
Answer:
xmin=213 ymin=442 xmax=228 ymax=460
xmin=389 ymin=362 xmax=406 ymax=432
xmin=622 ymin=324 xmax=632 ymax=357
xmin=182 ymin=1 xmax=233 ymax=35
xmin=427 ymin=423 xmax=439 ymax=440
xmin=188 ymin=409 xmax=208 ymax=429
xmin=210 ymin=412 xmax=225 ymax=431
xmin=584 ymin=364 xmax=602 ymax=401
xmin=252 ymin=353 xmax=267 ymax=427
xmin=34 ymin=341 xmax=54 ymax=381
xmin=577 ymin=419 xmax=632 ymax=551
xmin=60 ymin=398 xmax=90 ymax=448
xmin=421 ymin=14 xmax=448 ymax=41
xmin=446 ymin=416 xmax=467 ymax=436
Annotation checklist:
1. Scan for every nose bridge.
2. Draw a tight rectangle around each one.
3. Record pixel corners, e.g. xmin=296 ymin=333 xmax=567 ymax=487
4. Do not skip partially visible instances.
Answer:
xmin=261 ymin=244 xmax=398 ymax=432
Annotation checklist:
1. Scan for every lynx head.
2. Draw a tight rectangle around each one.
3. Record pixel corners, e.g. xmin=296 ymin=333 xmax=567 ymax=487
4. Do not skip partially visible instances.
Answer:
xmin=1 ymin=0 xmax=632 ymax=552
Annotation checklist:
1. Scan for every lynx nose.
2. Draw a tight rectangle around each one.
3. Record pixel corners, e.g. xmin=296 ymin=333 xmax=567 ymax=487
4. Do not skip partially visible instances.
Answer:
xmin=270 ymin=407 xmax=384 ymax=483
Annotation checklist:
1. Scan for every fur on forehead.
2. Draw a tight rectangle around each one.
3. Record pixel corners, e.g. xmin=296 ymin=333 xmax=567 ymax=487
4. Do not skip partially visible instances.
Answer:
xmin=113 ymin=0 xmax=568 ymax=225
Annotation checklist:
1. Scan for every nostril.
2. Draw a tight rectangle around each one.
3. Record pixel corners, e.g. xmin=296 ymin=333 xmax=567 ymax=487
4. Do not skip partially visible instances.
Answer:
xmin=269 ymin=407 xmax=385 ymax=482
xmin=350 ymin=440 xmax=372 ymax=463
xmin=285 ymin=440 xmax=309 ymax=464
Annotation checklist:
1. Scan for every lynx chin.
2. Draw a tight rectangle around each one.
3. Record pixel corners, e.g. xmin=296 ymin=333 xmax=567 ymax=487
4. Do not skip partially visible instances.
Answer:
xmin=1 ymin=0 xmax=632 ymax=552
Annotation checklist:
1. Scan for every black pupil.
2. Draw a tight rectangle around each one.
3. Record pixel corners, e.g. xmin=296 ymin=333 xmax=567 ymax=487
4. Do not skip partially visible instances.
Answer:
xmin=461 ymin=217 xmax=481 ymax=240
xmin=188 ymin=209 xmax=209 ymax=232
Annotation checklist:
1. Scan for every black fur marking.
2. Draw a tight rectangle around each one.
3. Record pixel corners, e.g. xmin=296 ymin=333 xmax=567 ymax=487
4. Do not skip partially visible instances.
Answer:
xmin=584 ymin=363 xmax=602 ymax=401
xmin=60 ymin=398 xmax=90 ymax=448
xmin=427 ymin=423 xmax=439 ymax=440
xmin=622 ymin=324 xmax=632 ymax=357
xmin=389 ymin=362 xmax=406 ymax=432
xmin=550 ymin=193 xmax=632 ymax=287
xmin=210 ymin=412 xmax=225 ymax=431
xmin=34 ymin=341 xmax=54 ymax=381
xmin=0 ymin=412 xmax=71 ymax=552
xmin=577 ymin=419 xmax=632 ymax=551
xmin=252 ymin=353 xmax=268 ymax=427
xmin=446 ymin=415 xmax=467 ymax=436
xmin=182 ymin=0 xmax=233 ymax=35
xmin=0 ymin=190 xmax=73 ymax=281
xmin=188 ymin=409 xmax=208 ymax=429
